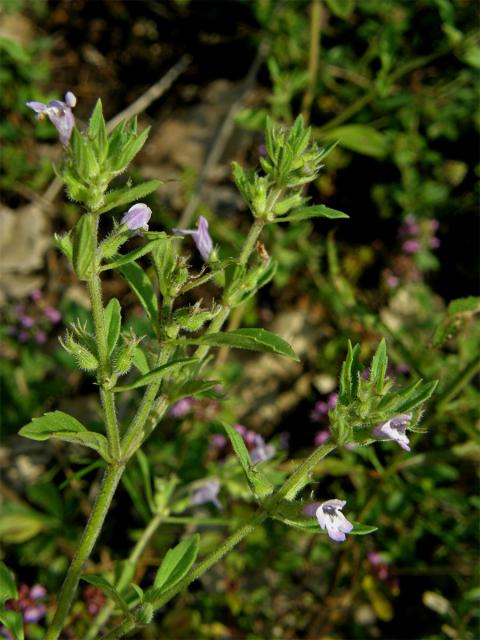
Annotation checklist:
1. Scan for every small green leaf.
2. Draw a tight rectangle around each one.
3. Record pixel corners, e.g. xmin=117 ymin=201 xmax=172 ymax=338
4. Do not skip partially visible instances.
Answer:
xmin=393 ymin=380 xmax=438 ymax=413
xmin=96 ymin=179 xmax=162 ymax=215
xmin=119 ymin=261 xmax=158 ymax=325
xmin=149 ymin=535 xmax=200 ymax=597
xmin=100 ymin=237 xmax=168 ymax=272
xmin=0 ymin=611 xmax=24 ymax=640
xmin=176 ymin=328 xmax=299 ymax=361
xmin=249 ymin=468 xmax=274 ymax=498
xmin=324 ymin=0 xmax=355 ymax=19
xmin=339 ymin=341 xmax=362 ymax=405
xmin=72 ymin=214 xmax=95 ymax=280
xmin=0 ymin=561 xmax=17 ymax=606
xmin=19 ymin=411 xmax=110 ymax=460
xmin=320 ymin=124 xmax=389 ymax=158
xmin=448 ymin=296 xmax=480 ymax=315
xmin=114 ymin=358 xmax=198 ymax=391
xmin=105 ymin=298 xmax=122 ymax=355
xmin=276 ymin=204 xmax=349 ymax=223
xmin=370 ymin=338 xmax=388 ymax=393
xmin=349 ymin=521 xmax=378 ymax=535
xmin=169 ymin=379 xmax=221 ymax=402
xmin=222 ymin=422 xmax=252 ymax=477
xmin=88 ymin=99 xmax=107 ymax=160
xmin=0 ymin=504 xmax=55 ymax=543
xmin=54 ymin=231 xmax=73 ymax=261
xmin=81 ymin=575 xmax=133 ymax=621
xmin=112 ymin=127 xmax=151 ymax=172
xmin=132 ymin=346 xmax=150 ymax=374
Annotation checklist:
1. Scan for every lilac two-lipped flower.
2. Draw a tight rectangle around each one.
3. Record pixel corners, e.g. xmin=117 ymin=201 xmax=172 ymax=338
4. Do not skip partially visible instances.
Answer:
xmin=315 ymin=499 xmax=353 ymax=542
xmin=373 ymin=413 xmax=412 ymax=451
xmin=191 ymin=479 xmax=222 ymax=509
xmin=250 ymin=434 xmax=276 ymax=464
xmin=120 ymin=203 xmax=152 ymax=232
xmin=26 ymin=91 xmax=77 ymax=145
xmin=172 ymin=216 xmax=213 ymax=261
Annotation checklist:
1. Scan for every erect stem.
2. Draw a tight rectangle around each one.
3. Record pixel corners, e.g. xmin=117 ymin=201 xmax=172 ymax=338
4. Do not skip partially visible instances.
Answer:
xmin=85 ymin=509 xmax=165 ymax=640
xmin=103 ymin=442 xmax=337 ymax=640
xmin=46 ymin=463 xmax=125 ymax=640
xmin=238 ymin=219 xmax=265 ymax=267
xmin=302 ymin=0 xmax=322 ymax=122
xmin=87 ymin=223 xmax=121 ymax=460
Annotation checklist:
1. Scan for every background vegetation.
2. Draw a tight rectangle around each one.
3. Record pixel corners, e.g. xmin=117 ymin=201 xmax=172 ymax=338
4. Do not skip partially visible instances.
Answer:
xmin=1 ymin=0 xmax=478 ymax=638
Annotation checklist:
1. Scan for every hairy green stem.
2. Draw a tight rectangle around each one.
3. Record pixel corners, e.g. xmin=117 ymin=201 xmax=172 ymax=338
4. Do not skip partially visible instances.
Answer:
xmin=85 ymin=509 xmax=165 ymax=640
xmin=103 ymin=442 xmax=336 ymax=639
xmin=87 ymin=269 xmax=121 ymax=460
xmin=46 ymin=463 xmax=125 ymax=640
xmin=238 ymin=219 xmax=265 ymax=267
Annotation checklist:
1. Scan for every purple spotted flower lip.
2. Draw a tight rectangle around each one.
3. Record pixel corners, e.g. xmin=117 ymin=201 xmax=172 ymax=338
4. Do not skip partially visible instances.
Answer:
xmin=373 ymin=413 xmax=412 ymax=451
xmin=120 ymin=203 xmax=152 ymax=231
xmin=315 ymin=499 xmax=353 ymax=543
xmin=26 ymin=91 xmax=77 ymax=145
xmin=172 ymin=216 xmax=213 ymax=261
xmin=191 ymin=479 xmax=222 ymax=509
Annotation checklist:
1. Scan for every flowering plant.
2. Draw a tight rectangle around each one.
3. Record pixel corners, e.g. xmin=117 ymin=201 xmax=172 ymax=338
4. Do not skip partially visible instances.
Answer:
xmin=2 ymin=95 xmax=437 ymax=640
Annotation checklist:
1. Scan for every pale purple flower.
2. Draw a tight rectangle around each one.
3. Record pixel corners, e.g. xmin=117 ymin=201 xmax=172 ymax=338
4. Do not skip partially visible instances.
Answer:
xmin=26 ymin=91 xmax=76 ymax=145
xmin=250 ymin=434 xmax=275 ymax=464
xmin=20 ymin=315 xmax=35 ymax=328
xmin=430 ymin=237 xmax=441 ymax=249
xmin=315 ymin=499 xmax=353 ymax=542
xmin=210 ymin=433 xmax=227 ymax=450
xmin=386 ymin=274 xmax=400 ymax=289
xmin=310 ymin=392 xmax=338 ymax=423
xmin=170 ymin=397 xmax=194 ymax=418
xmin=373 ymin=413 xmax=412 ymax=451
xmin=234 ymin=424 xmax=248 ymax=437
xmin=45 ymin=306 xmax=61 ymax=323
xmin=191 ymin=479 xmax=222 ymax=509
xmin=35 ymin=331 xmax=47 ymax=344
xmin=23 ymin=604 xmax=47 ymax=623
xmin=30 ymin=289 xmax=42 ymax=302
xmin=314 ymin=430 xmax=330 ymax=446
xmin=402 ymin=239 xmax=421 ymax=254
xmin=29 ymin=585 xmax=46 ymax=600
xmin=172 ymin=216 xmax=213 ymax=261
xmin=120 ymin=203 xmax=152 ymax=232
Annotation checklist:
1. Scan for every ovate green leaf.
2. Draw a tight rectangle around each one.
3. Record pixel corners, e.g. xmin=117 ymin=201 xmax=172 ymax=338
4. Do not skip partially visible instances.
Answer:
xmin=177 ymin=328 xmax=299 ymax=361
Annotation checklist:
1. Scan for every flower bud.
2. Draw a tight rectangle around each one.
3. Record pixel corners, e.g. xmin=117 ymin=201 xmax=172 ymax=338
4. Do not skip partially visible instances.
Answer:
xmin=113 ymin=333 xmax=142 ymax=376
xmin=60 ymin=332 xmax=98 ymax=371
xmin=135 ymin=603 xmax=154 ymax=624
xmin=174 ymin=303 xmax=218 ymax=333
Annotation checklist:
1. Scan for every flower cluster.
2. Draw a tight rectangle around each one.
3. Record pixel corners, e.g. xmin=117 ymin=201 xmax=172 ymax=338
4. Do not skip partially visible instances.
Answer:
xmin=4 ymin=583 xmax=47 ymax=631
xmin=169 ymin=395 xmax=220 ymax=421
xmin=210 ymin=424 xmax=276 ymax=464
xmin=310 ymin=392 xmax=338 ymax=446
xmin=9 ymin=289 xmax=61 ymax=344
xmin=385 ymin=215 xmax=441 ymax=288
xmin=83 ymin=584 xmax=106 ymax=616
